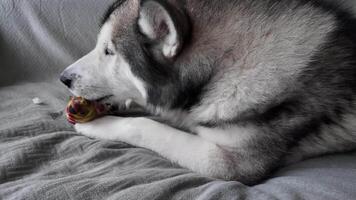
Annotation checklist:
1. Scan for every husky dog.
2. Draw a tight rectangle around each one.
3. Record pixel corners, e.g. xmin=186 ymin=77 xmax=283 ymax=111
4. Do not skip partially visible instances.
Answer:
xmin=60 ymin=0 xmax=356 ymax=184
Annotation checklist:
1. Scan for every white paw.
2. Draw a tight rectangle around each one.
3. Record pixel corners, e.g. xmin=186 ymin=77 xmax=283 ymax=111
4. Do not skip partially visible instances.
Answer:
xmin=74 ymin=116 xmax=144 ymax=141
xmin=74 ymin=122 xmax=99 ymax=138
xmin=74 ymin=116 xmax=119 ymax=139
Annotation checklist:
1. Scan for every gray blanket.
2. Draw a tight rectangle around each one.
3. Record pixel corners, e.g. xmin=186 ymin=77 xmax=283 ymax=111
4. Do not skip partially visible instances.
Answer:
xmin=1 ymin=0 xmax=356 ymax=199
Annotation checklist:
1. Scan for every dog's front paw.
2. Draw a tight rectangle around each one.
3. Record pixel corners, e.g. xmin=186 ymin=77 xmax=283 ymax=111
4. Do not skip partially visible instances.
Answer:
xmin=74 ymin=122 xmax=99 ymax=138
xmin=74 ymin=116 xmax=118 ymax=139
xmin=74 ymin=116 xmax=140 ymax=141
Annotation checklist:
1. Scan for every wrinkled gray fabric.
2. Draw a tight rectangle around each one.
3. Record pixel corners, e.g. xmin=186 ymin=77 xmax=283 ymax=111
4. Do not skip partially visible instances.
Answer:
xmin=1 ymin=0 xmax=356 ymax=200
xmin=0 ymin=0 xmax=115 ymax=86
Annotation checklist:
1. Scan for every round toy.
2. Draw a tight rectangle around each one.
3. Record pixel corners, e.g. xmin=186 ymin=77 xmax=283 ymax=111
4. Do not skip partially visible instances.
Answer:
xmin=66 ymin=97 xmax=108 ymax=124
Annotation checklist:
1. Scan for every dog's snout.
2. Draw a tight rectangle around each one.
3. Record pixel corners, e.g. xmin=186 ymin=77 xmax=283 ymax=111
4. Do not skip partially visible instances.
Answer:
xmin=60 ymin=73 xmax=73 ymax=88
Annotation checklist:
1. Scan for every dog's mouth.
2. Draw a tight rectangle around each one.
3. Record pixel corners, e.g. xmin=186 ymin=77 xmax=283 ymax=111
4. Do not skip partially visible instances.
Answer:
xmin=85 ymin=95 xmax=148 ymax=117
xmin=93 ymin=95 xmax=132 ymax=112
xmin=94 ymin=95 xmax=120 ymax=111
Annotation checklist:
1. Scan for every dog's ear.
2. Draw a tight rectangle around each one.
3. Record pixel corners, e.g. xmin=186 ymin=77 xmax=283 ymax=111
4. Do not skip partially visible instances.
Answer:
xmin=138 ymin=0 xmax=190 ymax=60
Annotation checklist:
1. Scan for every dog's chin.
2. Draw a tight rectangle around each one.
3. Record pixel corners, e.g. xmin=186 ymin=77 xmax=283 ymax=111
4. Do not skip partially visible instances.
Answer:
xmin=95 ymin=95 xmax=115 ymax=104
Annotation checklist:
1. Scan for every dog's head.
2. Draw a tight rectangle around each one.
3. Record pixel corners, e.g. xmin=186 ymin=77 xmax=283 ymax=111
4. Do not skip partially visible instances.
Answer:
xmin=60 ymin=0 xmax=206 ymax=112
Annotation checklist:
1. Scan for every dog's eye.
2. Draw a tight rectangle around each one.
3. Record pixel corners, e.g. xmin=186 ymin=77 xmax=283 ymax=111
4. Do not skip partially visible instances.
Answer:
xmin=104 ymin=47 xmax=114 ymax=56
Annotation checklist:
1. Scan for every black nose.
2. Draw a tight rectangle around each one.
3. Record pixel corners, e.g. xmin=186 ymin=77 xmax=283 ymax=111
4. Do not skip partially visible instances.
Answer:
xmin=60 ymin=74 xmax=72 ymax=88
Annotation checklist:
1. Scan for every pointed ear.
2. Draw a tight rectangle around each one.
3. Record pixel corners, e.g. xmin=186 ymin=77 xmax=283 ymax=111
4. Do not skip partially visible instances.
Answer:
xmin=138 ymin=0 xmax=190 ymax=60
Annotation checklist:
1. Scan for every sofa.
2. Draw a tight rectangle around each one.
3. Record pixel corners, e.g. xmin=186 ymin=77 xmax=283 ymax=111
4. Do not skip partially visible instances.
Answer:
xmin=1 ymin=0 xmax=356 ymax=199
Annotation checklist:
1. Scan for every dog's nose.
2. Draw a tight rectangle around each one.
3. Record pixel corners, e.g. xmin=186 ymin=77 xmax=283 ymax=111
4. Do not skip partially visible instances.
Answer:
xmin=60 ymin=74 xmax=73 ymax=88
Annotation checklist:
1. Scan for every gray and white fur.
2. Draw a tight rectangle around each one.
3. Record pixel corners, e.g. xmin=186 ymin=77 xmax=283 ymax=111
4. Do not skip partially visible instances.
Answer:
xmin=60 ymin=0 xmax=356 ymax=184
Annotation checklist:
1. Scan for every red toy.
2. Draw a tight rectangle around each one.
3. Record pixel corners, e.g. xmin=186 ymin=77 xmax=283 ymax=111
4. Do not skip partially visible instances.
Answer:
xmin=66 ymin=97 xmax=108 ymax=124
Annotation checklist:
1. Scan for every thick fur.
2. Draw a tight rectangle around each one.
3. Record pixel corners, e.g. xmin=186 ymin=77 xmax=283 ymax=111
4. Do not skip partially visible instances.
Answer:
xmin=60 ymin=0 xmax=356 ymax=185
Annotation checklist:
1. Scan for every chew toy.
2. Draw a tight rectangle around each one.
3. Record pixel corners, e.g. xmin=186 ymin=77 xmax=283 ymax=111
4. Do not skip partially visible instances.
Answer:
xmin=66 ymin=97 xmax=108 ymax=124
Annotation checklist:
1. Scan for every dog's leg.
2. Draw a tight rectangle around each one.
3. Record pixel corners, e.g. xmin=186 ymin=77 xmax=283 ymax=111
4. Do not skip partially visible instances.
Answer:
xmin=75 ymin=116 xmax=281 ymax=183
xmin=75 ymin=116 xmax=232 ymax=178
